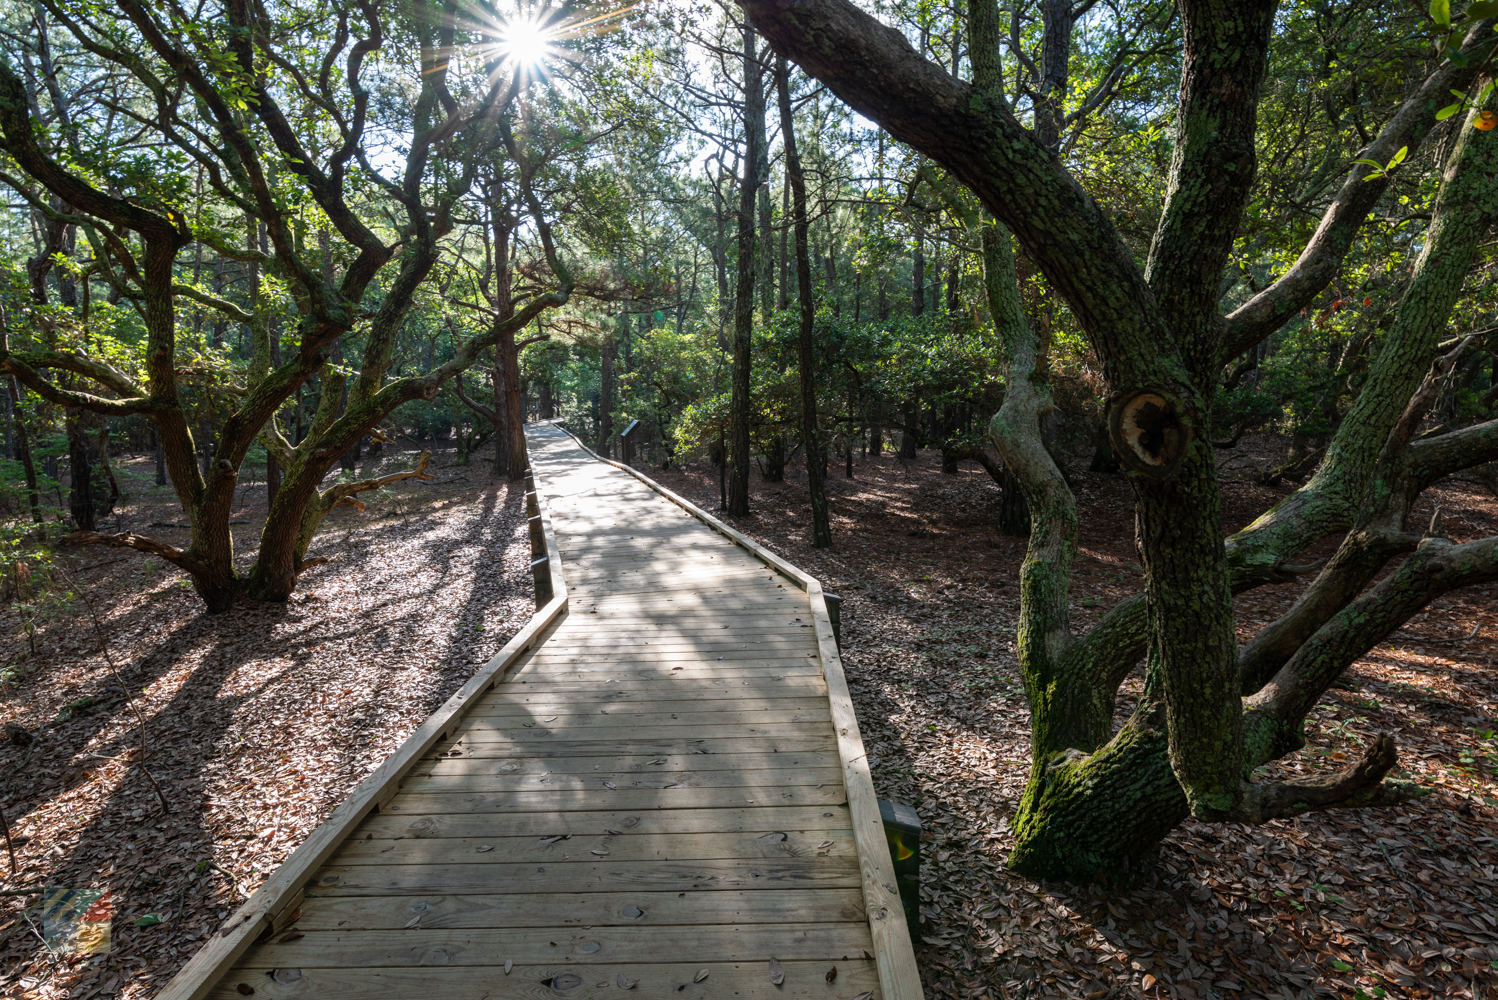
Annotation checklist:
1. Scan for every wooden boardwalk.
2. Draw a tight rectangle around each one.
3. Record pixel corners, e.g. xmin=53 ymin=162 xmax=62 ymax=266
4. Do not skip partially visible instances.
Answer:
xmin=163 ymin=422 xmax=918 ymax=1000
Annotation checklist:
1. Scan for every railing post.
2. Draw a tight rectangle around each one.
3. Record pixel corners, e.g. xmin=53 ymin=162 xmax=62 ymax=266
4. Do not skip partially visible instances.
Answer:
xmin=824 ymin=593 xmax=843 ymax=652
xmin=525 ymin=469 xmax=552 ymax=603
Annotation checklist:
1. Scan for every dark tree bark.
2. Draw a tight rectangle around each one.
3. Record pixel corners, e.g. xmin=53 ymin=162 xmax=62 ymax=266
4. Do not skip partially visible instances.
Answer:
xmin=7 ymin=376 xmax=41 ymax=524
xmin=151 ymin=425 xmax=167 ymax=487
xmin=598 ymin=323 xmax=618 ymax=459
xmin=729 ymin=26 xmax=766 ymax=517
xmin=65 ymin=411 xmax=97 ymax=531
xmin=777 ymin=57 xmax=831 ymax=548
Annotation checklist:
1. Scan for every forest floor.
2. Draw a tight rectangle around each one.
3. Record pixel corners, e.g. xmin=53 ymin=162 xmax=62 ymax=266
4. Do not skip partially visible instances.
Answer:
xmin=0 ymin=445 xmax=534 ymax=999
xmin=646 ymin=439 xmax=1498 ymax=1000
xmin=2 ymin=436 xmax=1497 ymax=1000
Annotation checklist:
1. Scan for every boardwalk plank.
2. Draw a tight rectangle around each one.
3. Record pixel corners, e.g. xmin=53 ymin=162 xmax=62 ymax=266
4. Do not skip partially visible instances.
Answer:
xmin=207 ymin=962 xmax=882 ymax=1000
xmin=288 ymin=887 xmax=868 ymax=929
xmin=460 ymin=699 xmax=833 ymax=720
xmin=417 ymin=750 xmax=837 ymax=774
xmin=310 ymin=858 xmax=861 ymax=895
xmin=355 ymin=805 xmax=853 ymax=839
xmin=333 ymin=829 xmax=852 ymax=865
xmin=398 ymin=767 xmax=844 ymax=794
xmin=421 ymin=736 xmax=837 ymax=756
xmin=385 ymin=783 xmax=846 ymax=814
xmin=244 ymin=922 xmax=873 ymax=967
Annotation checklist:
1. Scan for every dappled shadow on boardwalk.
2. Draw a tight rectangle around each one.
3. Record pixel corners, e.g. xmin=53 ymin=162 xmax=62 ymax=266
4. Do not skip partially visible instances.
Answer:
xmin=0 ymin=463 xmax=530 ymax=998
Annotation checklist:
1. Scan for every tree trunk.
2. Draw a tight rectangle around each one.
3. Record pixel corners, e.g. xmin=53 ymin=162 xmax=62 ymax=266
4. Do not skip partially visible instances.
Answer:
xmin=899 ymin=401 xmax=919 ymax=459
xmin=598 ymin=324 xmax=617 ymax=459
xmin=729 ymin=26 xmax=764 ymax=518
xmin=823 ymin=251 xmax=839 ymax=317
xmin=66 ymin=411 xmax=98 ymax=531
xmin=781 ymin=62 xmax=832 ymax=551
xmin=7 ymin=376 xmax=41 ymax=525
xmin=153 ymin=426 xmax=168 ymax=486
xmin=778 ymin=173 xmax=791 ymax=311
xmin=498 ymin=331 xmax=527 ymax=480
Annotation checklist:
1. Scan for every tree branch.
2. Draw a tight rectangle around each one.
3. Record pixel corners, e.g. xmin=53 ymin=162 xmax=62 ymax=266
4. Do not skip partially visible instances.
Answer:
xmin=1220 ymin=21 xmax=1498 ymax=359
xmin=1231 ymin=733 xmax=1428 ymax=824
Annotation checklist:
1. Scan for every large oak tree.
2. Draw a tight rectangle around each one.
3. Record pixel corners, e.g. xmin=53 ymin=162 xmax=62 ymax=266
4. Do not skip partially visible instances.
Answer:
xmin=741 ymin=0 xmax=1498 ymax=879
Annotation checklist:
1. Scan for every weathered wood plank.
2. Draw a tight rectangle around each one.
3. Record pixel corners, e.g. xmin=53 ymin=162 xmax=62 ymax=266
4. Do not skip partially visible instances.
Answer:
xmin=240 ymin=922 xmax=872 ymax=968
xmin=207 ymin=961 xmax=882 ymax=1000
xmin=287 ymin=887 xmax=866 ymax=930
xmin=334 ymin=829 xmax=851 ymax=866
xmin=355 ymin=804 xmax=852 ymax=839
xmin=418 ymin=735 xmax=837 ymax=756
xmin=505 ymin=666 xmax=825 ymax=682
xmin=460 ymin=699 xmax=833 ymax=721
xmin=383 ymin=782 xmax=846 ymax=814
xmin=498 ymin=678 xmax=828 ymax=696
xmin=398 ymin=766 xmax=843 ymax=795
xmin=420 ymin=748 xmax=837 ymax=773
xmin=448 ymin=722 xmax=831 ymax=743
xmin=519 ymin=649 xmax=818 ymax=664
xmin=309 ymin=858 xmax=861 ymax=896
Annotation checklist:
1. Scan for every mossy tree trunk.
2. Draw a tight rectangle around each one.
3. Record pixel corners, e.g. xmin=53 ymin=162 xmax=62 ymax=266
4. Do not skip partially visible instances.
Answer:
xmin=744 ymin=0 xmax=1498 ymax=880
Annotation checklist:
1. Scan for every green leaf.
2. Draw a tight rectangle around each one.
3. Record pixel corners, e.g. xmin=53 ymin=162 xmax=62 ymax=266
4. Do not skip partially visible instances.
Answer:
xmin=1388 ymin=146 xmax=1409 ymax=169
xmin=134 ymin=914 xmax=163 ymax=928
xmin=1351 ymin=158 xmax=1385 ymax=168
xmin=1466 ymin=0 xmax=1498 ymax=18
xmin=1332 ymin=959 xmax=1353 ymax=971
xmin=1437 ymin=103 xmax=1463 ymax=120
xmin=1433 ymin=0 xmax=1452 ymax=27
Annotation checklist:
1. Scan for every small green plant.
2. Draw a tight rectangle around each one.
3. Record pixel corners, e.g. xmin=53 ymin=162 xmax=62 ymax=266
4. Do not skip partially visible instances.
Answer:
xmin=1311 ymin=882 xmax=1345 ymax=904
xmin=1352 ymin=145 xmax=1407 ymax=181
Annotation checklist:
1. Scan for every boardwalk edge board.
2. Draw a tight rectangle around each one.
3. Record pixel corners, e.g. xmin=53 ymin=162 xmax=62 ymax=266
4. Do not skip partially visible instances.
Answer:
xmin=552 ymin=422 xmax=923 ymax=1000
xmin=158 ymin=472 xmax=571 ymax=1000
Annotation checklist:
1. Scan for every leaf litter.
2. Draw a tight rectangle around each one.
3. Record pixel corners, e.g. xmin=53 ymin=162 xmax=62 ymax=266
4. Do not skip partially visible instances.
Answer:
xmin=0 ymin=448 xmax=531 ymax=998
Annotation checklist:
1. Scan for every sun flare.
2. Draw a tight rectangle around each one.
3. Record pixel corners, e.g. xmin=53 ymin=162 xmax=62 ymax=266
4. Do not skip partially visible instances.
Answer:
xmin=498 ymin=16 xmax=554 ymax=67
